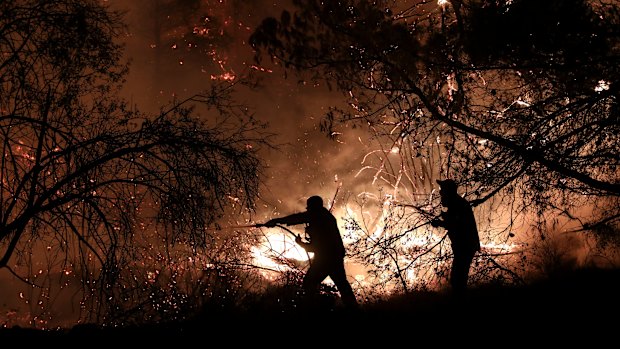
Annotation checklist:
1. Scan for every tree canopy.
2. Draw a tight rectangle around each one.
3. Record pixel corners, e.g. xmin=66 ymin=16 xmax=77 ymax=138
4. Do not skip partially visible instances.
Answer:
xmin=251 ymin=0 xmax=619 ymax=232
xmin=1 ymin=0 xmax=270 ymax=324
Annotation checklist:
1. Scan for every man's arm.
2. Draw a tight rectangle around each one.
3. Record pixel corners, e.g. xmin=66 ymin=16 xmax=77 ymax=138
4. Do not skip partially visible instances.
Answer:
xmin=265 ymin=212 xmax=309 ymax=227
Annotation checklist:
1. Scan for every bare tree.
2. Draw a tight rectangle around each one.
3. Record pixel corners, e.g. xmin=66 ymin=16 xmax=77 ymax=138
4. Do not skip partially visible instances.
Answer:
xmin=250 ymin=0 xmax=620 ymax=289
xmin=1 ymin=0 xmax=272 ymax=325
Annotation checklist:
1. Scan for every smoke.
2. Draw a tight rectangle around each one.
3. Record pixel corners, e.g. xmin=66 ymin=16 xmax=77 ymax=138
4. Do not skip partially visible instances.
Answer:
xmin=109 ymin=0 xmax=374 ymax=215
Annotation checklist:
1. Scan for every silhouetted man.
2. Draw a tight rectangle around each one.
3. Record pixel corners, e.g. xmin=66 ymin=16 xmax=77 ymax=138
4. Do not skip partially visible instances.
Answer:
xmin=264 ymin=195 xmax=359 ymax=309
xmin=431 ymin=179 xmax=480 ymax=293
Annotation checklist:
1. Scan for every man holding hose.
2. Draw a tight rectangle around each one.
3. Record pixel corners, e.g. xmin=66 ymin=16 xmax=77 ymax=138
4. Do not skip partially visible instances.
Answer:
xmin=263 ymin=195 xmax=359 ymax=309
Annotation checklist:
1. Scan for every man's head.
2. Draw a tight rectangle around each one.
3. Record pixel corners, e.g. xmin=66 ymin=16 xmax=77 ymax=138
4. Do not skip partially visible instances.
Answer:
xmin=436 ymin=179 xmax=458 ymax=205
xmin=306 ymin=195 xmax=324 ymax=211
xmin=436 ymin=179 xmax=457 ymax=194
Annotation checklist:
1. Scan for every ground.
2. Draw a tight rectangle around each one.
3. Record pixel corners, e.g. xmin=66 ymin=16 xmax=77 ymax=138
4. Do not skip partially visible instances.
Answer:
xmin=1 ymin=267 xmax=618 ymax=346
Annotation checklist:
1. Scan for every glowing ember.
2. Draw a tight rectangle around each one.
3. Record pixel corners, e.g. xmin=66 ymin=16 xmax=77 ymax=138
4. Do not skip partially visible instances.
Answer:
xmin=595 ymin=80 xmax=610 ymax=92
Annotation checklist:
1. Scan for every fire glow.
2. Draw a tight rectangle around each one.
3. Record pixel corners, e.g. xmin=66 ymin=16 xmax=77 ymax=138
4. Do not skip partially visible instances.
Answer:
xmin=250 ymin=195 xmax=521 ymax=293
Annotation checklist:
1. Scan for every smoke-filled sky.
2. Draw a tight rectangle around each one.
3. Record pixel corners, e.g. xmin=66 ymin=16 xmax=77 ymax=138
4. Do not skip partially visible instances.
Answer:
xmin=111 ymin=0 xmax=379 ymax=217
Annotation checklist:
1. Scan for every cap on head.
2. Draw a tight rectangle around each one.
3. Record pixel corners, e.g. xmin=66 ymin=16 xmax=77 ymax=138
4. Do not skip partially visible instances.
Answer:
xmin=306 ymin=195 xmax=324 ymax=210
xmin=436 ymin=179 xmax=457 ymax=193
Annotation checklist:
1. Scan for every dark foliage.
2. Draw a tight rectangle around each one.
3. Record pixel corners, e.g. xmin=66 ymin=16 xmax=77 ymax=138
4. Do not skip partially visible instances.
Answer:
xmin=1 ymin=0 xmax=272 ymax=323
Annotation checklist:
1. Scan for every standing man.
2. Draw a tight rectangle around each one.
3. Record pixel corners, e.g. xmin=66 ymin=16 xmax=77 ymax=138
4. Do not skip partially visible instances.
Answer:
xmin=431 ymin=179 xmax=481 ymax=293
xmin=264 ymin=195 xmax=359 ymax=309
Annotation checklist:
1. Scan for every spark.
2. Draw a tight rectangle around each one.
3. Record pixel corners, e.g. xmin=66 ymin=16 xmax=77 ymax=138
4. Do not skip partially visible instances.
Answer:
xmin=210 ymin=72 xmax=236 ymax=81
xmin=250 ymin=64 xmax=272 ymax=73
xmin=595 ymin=80 xmax=610 ymax=92
xmin=438 ymin=0 xmax=450 ymax=8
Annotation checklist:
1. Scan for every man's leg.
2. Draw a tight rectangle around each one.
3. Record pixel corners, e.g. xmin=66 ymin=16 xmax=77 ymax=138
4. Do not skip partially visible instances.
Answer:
xmin=301 ymin=260 xmax=330 ymax=309
xmin=329 ymin=261 xmax=359 ymax=309
xmin=450 ymin=253 xmax=473 ymax=293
